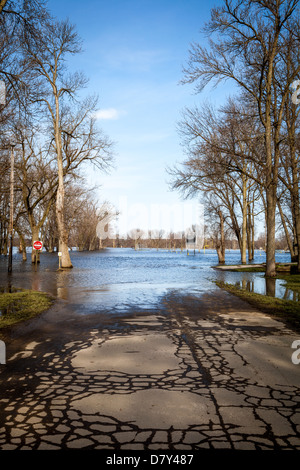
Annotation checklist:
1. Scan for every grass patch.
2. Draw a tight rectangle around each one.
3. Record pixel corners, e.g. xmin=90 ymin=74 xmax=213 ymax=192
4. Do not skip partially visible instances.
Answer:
xmin=227 ymin=263 xmax=298 ymax=273
xmin=215 ymin=280 xmax=300 ymax=333
xmin=0 ymin=288 xmax=54 ymax=335
xmin=233 ymin=267 xmax=266 ymax=272
xmin=276 ymin=273 xmax=300 ymax=295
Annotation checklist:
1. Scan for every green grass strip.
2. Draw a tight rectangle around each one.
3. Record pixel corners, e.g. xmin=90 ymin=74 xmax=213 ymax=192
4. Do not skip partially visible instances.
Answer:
xmin=0 ymin=289 xmax=54 ymax=334
xmin=215 ymin=280 xmax=300 ymax=333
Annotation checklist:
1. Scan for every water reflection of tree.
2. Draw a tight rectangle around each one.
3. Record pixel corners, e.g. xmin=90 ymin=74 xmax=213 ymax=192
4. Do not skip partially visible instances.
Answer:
xmin=237 ymin=275 xmax=300 ymax=302
xmin=265 ymin=278 xmax=276 ymax=297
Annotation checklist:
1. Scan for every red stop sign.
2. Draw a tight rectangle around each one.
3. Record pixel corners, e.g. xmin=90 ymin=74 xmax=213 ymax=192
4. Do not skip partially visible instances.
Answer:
xmin=33 ymin=240 xmax=43 ymax=250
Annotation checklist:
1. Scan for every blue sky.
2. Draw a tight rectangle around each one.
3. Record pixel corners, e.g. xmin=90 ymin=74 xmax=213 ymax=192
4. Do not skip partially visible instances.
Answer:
xmin=48 ymin=0 xmax=234 ymax=235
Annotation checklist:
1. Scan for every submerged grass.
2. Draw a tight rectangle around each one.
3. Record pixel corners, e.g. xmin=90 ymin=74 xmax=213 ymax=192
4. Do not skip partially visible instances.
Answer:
xmin=216 ymin=280 xmax=300 ymax=333
xmin=233 ymin=267 xmax=266 ymax=272
xmin=230 ymin=263 xmax=297 ymax=273
xmin=0 ymin=288 xmax=53 ymax=335
xmin=276 ymin=274 xmax=300 ymax=295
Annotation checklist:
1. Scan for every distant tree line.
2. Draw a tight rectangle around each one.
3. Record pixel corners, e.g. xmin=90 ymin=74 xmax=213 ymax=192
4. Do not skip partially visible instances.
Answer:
xmin=101 ymin=228 xmax=287 ymax=252
xmin=169 ymin=0 xmax=300 ymax=275
xmin=0 ymin=1 xmax=114 ymax=267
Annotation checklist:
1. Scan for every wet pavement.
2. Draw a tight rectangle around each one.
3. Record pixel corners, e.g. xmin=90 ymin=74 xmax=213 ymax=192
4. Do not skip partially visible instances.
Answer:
xmin=0 ymin=249 xmax=299 ymax=451
xmin=0 ymin=287 xmax=300 ymax=450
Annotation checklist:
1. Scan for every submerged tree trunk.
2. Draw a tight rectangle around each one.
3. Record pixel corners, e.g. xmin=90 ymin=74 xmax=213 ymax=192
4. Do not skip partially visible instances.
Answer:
xmin=55 ymin=95 xmax=72 ymax=269
xmin=265 ymin=81 xmax=278 ymax=278
xmin=291 ymin=190 xmax=300 ymax=272
xmin=241 ymin=174 xmax=247 ymax=264
xmin=278 ymin=199 xmax=295 ymax=259
xmin=265 ymin=187 xmax=277 ymax=277
xmin=31 ymin=226 xmax=40 ymax=263
xmin=247 ymin=203 xmax=254 ymax=262
xmin=89 ymin=235 xmax=97 ymax=251
xmin=216 ymin=209 xmax=225 ymax=264
xmin=56 ymin=182 xmax=72 ymax=267
xmin=18 ymin=231 xmax=27 ymax=261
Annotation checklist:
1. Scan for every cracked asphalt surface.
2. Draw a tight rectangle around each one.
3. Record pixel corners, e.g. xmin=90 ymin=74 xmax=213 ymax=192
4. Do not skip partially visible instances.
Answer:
xmin=0 ymin=283 xmax=300 ymax=451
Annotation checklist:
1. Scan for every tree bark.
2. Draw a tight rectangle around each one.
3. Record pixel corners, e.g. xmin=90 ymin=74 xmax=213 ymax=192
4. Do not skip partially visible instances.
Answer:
xmin=277 ymin=199 xmax=294 ymax=259
xmin=0 ymin=0 xmax=8 ymax=15
xmin=241 ymin=174 xmax=247 ymax=264
xmin=216 ymin=209 xmax=225 ymax=264
xmin=265 ymin=65 xmax=277 ymax=278
xmin=18 ymin=231 xmax=27 ymax=261
xmin=247 ymin=203 xmax=254 ymax=262
xmin=265 ymin=187 xmax=277 ymax=277
xmin=31 ymin=226 xmax=40 ymax=263
xmin=290 ymin=176 xmax=300 ymax=272
xmin=54 ymin=95 xmax=72 ymax=269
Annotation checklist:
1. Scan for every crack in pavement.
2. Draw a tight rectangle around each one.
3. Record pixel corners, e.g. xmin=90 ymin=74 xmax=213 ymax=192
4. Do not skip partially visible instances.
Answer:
xmin=0 ymin=289 xmax=299 ymax=450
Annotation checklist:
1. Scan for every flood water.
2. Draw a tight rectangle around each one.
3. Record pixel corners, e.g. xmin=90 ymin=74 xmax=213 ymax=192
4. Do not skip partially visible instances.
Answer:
xmin=0 ymin=248 xmax=295 ymax=314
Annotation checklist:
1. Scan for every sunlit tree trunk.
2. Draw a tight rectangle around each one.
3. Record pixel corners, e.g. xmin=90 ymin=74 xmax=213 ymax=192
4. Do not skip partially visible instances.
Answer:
xmin=216 ymin=209 xmax=225 ymax=264
xmin=31 ymin=225 xmax=40 ymax=264
xmin=241 ymin=174 xmax=247 ymax=264
xmin=17 ymin=230 xmax=27 ymax=261
xmin=54 ymin=95 xmax=72 ymax=268
xmin=277 ymin=200 xmax=294 ymax=259
xmin=247 ymin=203 xmax=255 ymax=262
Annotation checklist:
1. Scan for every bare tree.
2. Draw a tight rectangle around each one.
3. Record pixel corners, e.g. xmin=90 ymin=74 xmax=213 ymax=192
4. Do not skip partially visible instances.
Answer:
xmin=0 ymin=0 xmax=48 ymax=109
xmin=22 ymin=18 xmax=113 ymax=268
xmin=13 ymin=122 xmax=58 ymax=262
xmin=169 ymin=100 xmax=262 ymax=264
xmin=181 ymin=0 xmax=300 ymax=276
xmin=127 ymin=228 xmax=146 ymax=250
xmin=204 ymin=194 xmax=227 ymax=264
xmin=66 ymin=187 xmax=106 ymax=252
xmin=148 ymin=229 xmax=165 ymax=250
xmin=22 ymin=19 xmax=84 ymax=268
xmin=278 ymin=90 xmax=300 ymax=269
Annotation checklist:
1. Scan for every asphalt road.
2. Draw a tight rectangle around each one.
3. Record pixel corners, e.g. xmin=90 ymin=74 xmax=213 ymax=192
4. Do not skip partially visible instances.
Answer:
xmin=0 ymin=286 xmax=300 ymax=451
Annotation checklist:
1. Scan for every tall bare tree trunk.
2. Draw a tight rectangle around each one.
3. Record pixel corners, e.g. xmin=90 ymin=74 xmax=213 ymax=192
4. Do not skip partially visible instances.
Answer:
xmin=241 ymin=174 xmax=247 ymax=264
xmin=294 ymin=200 xmax=300 ymax=272
xmin=251 ymin=206 xmax=255 ymax=260
xmin=290 ymin=170 xmax=300 ymax=271
xmin=265 ymin=60 xmax=277 ymax=278
xmin=278 ymin=199 xmax=295 ymax=258
xmin=266 ymin=187 xmax=276 ymax=277
xmin=286 ymin=105 xmax=300 ymax=271
xmin=54 ymin=95 xmax=72 ymax=269
xmin=216 ymin=209 xmax=225 ymax=264
xmin=247 ymin=202 xmax=254 ymax=262
xmin=31 ymin=226 xmax=40 ymax=263
xmin=16 ymin=229 xmax=27 ymax=261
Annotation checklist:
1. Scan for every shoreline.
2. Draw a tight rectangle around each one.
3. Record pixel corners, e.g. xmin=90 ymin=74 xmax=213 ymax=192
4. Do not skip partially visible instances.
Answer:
xmin=213 ymin=262 xmax=296 ymax=271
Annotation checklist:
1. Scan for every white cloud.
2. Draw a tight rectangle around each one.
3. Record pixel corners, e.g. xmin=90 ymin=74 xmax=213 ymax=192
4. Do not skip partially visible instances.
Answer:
xmin=94 ymin=108 xmax=125 ymax=120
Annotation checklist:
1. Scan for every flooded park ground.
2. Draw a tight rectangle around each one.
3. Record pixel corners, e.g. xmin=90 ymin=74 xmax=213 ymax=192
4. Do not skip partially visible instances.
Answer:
xmin=0 ymin=247 xmax=296 ymax=304
xmin=0 ymin=248 xmax=299 ymax=454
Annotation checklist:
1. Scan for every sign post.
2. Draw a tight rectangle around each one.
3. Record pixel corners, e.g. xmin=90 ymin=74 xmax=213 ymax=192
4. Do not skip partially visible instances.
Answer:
xmin=33 ymin=241 xmax=43 ymax=269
